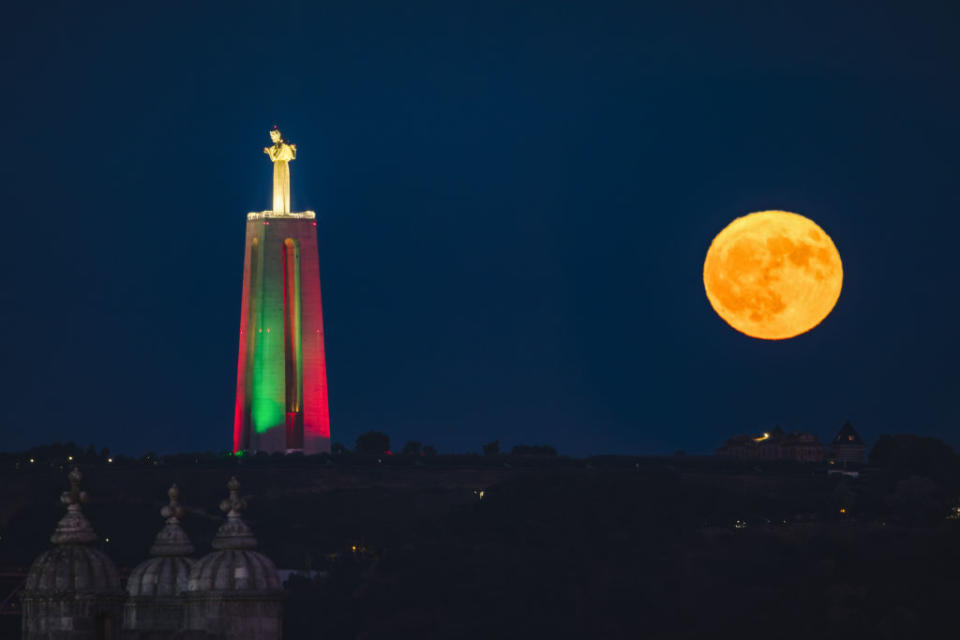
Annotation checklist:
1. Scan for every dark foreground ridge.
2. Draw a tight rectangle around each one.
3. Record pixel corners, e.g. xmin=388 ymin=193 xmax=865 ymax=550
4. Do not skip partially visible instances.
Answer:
xmin=1 ymin=440 xmax=959 ymax=639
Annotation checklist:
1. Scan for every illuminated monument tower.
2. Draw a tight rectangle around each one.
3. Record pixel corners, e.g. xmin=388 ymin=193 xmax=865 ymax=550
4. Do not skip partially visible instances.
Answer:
xmin=233 ymin=127 xmax=331 ymax=454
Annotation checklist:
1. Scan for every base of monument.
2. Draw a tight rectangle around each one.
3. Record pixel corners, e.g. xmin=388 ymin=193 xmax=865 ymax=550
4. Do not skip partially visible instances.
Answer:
xmin=233 ymin=214 xmax=331 ymax=456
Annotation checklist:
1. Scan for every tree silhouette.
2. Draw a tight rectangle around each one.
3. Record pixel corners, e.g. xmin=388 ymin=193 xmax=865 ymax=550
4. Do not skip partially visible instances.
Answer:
xmin=356 ymin=431 xmax=391 ymax=455
xmin=887 ymin=476 xmax=945 ymax=525
xmin=870 ymin=434 xmax=960 ymax=487
xmin=482 ymin=440 xmax=500 ymax=456
xmin=511 ymin=444 xmax=557 ymax=456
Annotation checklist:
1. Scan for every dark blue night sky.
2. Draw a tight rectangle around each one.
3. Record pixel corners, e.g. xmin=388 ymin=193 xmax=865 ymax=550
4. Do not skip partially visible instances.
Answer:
xmin=2 ymin=1 xmax=959 ymax=455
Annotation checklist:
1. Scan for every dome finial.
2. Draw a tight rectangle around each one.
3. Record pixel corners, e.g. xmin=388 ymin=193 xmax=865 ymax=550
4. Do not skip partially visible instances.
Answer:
xmin=219 ymin=476 xmax=246 ymax=518
xmin=51 ymin=467 xmax=98 ymax=545
xmin=211 ymin=476 xmax=258 ymax=550
xmin=161 ymin=484 xmax=185 ymax=522
xmin=149 ymin=483 xmax=194 ymax=557
xmin=61 ymin=467 xmax=88 ymax=508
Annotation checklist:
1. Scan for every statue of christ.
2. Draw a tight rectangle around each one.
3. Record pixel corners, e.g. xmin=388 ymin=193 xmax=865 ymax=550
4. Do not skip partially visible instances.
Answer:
xmin=264 ymin=126 xmax=297 ymax=213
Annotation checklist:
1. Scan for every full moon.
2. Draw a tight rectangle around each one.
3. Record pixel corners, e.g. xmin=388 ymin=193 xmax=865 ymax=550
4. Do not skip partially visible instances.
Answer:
xmin=703 ymin=210 xmax=843 ymax=340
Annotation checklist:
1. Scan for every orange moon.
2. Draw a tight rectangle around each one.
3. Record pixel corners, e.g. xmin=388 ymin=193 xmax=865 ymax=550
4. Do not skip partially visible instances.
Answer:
xmin=703 ymin=210 xmax=842 ymax=340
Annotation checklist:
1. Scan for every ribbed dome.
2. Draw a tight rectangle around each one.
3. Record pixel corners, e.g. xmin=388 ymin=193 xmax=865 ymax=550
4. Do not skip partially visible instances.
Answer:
xmin=25 ymin=545 xmax=121 ymax=594
xmin=126 ymin=484 xmax=195 ymax=598
xmin=24 ymin=468 xmax=121 ymax=596
xmin=186 ymin=477 xmax=281 ymax=594
xmin=127 ymin=555 xmax=195 ymax=597
xmin=187 ymin=548 xmax=280 ymax=592
xmin=180 ymin=478 xmax=284 ymax=640
xmin=21 ymin=469 xmax=124 ymax=640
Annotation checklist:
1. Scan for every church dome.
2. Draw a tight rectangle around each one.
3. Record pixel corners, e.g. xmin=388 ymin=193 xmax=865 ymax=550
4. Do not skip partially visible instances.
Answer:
xmin=24 ymin=467 xmax=121 ymax=595
xmin=126 ymin=484 xmax=195 ymax=597
xmin=188 ymin=548 xmax=281 ymax=592
xmin=186 ymin=477 xmax=281 ymax=593
xmin=21 ymin=468 xmax=124 ymax=639
xmin=128 ymin=555 xmax=195 ymax=596
xmin=181 ymin=477 xmax=284 ymax=640
xmin=26 ymin=545 xmax=120 ymax=594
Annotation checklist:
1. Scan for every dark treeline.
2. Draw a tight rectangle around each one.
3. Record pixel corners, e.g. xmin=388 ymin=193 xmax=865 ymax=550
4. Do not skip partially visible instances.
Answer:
xmin=0 ymin=432 xmax=563 ymax=471
xmin=2 ymin=435 xmax=960 ymax=638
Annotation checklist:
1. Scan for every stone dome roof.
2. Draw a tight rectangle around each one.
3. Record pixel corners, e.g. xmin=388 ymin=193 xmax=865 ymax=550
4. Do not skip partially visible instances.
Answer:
xmin=23 ymin=468 xmax=121 ymax=596
xmin=126 ymin=484 xmax=195 ymax=598
xmin=26 ymin=545 xmax=121 ymax=594
xmin=188 ymin=549 xmax=281 ymax=592
xmin=186 ymin=477 xmax=281 ymax=594
xmin=127 ymin=555 xmax=195 ymax=597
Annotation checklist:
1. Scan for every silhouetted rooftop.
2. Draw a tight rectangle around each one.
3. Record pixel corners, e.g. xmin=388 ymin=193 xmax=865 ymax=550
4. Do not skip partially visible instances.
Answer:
xmin=833 ymin=422 xmax=865 ymax=446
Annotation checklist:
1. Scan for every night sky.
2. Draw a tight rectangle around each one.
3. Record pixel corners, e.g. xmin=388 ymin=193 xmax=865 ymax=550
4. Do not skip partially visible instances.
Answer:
xmin=2 ymin=1 xmax=959 ymax=456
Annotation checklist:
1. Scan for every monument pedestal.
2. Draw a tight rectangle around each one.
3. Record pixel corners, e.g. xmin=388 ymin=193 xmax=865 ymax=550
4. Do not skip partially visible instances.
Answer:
xmin=233 ymin=211 xmax=331 ymax=454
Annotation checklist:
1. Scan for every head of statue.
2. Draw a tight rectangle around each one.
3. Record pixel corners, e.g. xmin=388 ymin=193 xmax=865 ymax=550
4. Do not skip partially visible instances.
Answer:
xmin=270 ymin=127 xmax=283 ymax=144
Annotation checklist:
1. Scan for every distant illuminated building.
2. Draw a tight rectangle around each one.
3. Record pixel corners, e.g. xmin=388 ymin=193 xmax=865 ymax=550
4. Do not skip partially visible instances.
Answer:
xmin=829 ymin=421 xmax=867 ymax=466
xmin=233 ymin=127 xmax=331 ymax=454
xmin=717 ymin=427 xmax=825 ymax=462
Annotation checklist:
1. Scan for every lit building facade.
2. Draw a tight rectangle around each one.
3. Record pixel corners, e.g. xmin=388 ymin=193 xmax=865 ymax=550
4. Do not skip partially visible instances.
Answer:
xmin=717 ymin=428 xmax=825 ymax=462
xmin=233 ymin=128 xmax=331 ymax=454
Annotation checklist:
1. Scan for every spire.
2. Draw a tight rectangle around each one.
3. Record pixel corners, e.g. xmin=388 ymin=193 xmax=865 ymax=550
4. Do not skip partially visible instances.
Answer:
xmin=50 ymin=467 xmax=98 ymax=545
xmin=149 ymin=484 xmax=195 ymax=557
xmin=211 ymin=477 xmax=258 ymax=550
